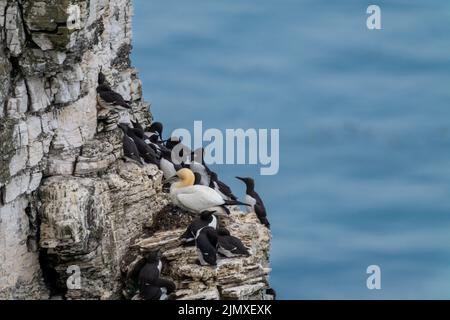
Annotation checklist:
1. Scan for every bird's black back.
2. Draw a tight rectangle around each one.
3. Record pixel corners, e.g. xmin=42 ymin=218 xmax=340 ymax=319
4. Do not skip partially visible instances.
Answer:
xmin=138 ymin=262 xmax=160 ymax=287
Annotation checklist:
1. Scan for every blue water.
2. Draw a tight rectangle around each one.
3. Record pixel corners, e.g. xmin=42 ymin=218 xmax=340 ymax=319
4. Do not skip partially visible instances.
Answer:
xmin=132 ymin=0 xmax=450 ymax=299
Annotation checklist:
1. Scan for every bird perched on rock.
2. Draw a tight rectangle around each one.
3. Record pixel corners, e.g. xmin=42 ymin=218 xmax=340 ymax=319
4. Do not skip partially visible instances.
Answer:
xmin=96 ymin=71 xmax=131 ymax=112
xmin=118 ymin=123 xmax=142 ymax=165
xmin=209 ymin=172 xmax=237 ymax=201
xmin=189 ymin=148 xmax=213 ymax=186
xmin=138 ymin=250 xmax=176 ymax=300
xmin=98 ymin=71 xmax=109 ymax=86
xmin=166 ymin=168 xmax=249 ymax=214
xmin=195 ymin=226 xmax=219 ymax=266
xmin=216 ymin=228 xmax=250 ymax=257
xmin=236 ymin=177 xmax=270 ymax=229
xmin=180 ymin=210 xmax=217 ymax=245
xmin=147 ymin=121 xmax=164 ymax=141
xmin=119 ymin=123 xmax=160 ymax=166
xmin=131 ymin=119 xmax=145 ymax=134
xmin=165 ymin=136 xmax=181 ymax=150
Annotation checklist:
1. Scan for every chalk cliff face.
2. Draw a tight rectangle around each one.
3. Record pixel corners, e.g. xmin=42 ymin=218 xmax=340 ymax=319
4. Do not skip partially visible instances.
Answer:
xmin=0 ymin=0 xmax=272 ymax=300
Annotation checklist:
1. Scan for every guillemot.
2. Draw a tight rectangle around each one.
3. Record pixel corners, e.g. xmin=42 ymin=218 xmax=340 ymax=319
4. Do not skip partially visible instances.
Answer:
xmin=236 ymin=176 xmax=270 ymax=229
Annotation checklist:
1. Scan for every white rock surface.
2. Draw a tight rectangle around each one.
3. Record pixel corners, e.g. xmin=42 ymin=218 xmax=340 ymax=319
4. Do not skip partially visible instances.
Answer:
xmin=0 ymin=0 xmax=272 ymax=300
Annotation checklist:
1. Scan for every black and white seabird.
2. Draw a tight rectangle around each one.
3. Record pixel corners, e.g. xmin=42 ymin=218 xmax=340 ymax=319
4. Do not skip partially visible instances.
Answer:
xmin=190 ymin=148 xmax=213 ymax=186
xmin=209 ymin=172 xmax=238 ymax=201
xmin=216 ymin=228 xmax=251 ymax=257
xmin=123 ymin=124 xmax=160 ymax=166
xmin=131 ymin=119 xmax=145 ymax=134
xmin=167 ymin=168 xmax=250 ymax=214
xmin=147 ymin=121 xmax=163 ymax=141
xmin=179 ymin=210 xmax=218 ymax=245
xmin=165 ymin=136 xmax=181 ymax=150
xmin=159 ymin=149 xmax=184 ymax=180
xmin=96 ymin=83 xmax=131 ymax=111
xmin=138 ymin=250 xmax=176 ymax=300
xmin=118 ymin=123 xmax=143 ymax=165
xmin=149 ymin=134 xmax=172 ymax=156
xmin=236 ymin=177 xmax=270 ymax=229
xmin=98 ymin=71 xmax=109 ymax=86
xmin=195 ymin=226 xmax=218 ymax=266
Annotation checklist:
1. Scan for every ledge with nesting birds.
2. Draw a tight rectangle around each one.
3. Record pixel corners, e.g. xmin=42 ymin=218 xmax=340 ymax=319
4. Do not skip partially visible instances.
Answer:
xmin=96 ymin=71 xmax=274 ymax=300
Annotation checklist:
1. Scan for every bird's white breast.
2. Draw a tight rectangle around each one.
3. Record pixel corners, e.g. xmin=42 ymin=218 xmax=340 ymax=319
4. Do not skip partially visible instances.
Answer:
xmin=174 ymin=185 xmax=224 ymax=213
xmin=209 ymin=215 xmax=217 ymax=229
xmin=160 ymin=158 xmax=176 ymax=179
xmin=245 ymin=195 xmax=257 ymax=213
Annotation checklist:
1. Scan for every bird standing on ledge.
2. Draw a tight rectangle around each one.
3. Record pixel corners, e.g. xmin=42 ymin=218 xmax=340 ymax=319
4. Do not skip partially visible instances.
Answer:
xmin=166 ymin=168 xmax=249 ymax=214
xmin=236 ymin=176 xmax=270 ymax=229
xmin=96 ymin=71 xmax=132 ymax=112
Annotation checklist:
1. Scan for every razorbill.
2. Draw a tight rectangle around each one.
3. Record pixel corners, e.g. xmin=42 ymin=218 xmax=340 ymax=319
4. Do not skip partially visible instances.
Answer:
xmin=138 ymin=250 xmax=176 ymax=300
xmin=209 ymin=172 xmax=238 ymax=201
xmin=195 ymin=226 xmax=218 ymax=266
xmin=180 ymin=210 xmax=218 ymax=245
xmin=96 ymin=84 xmax=131 ymax=112
xmin=167 ymin=168 xmax=249 ymax=214
xmin=236 ymin=177 xmax=270 ymax=229
xmin=216 ymin=228 xmax=250 ymax=257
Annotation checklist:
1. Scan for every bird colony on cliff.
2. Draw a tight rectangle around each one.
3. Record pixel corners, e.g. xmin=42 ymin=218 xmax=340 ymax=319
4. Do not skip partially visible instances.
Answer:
xmin=96 ymin=71 xmax=270 ymax=300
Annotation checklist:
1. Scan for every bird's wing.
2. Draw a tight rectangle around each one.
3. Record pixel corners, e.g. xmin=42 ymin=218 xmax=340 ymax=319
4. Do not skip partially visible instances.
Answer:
xmin=206 ymin=229 xmax=218 ymax=248
xmin=100 ymin=90 xmax=126 ymax=103
xmin=176 ymin=186 xmax=224 ymax=212
xmin=217 ymin=180 xmax=237 ymax=199
xmin=253 ymin=192 xmax=267 ymax=212
xmin=229 ymin=236 xmax=249 ymax=253
xmin=154 ymin=278 xmax=176 ymax=293
xmin=254 ymin=203 xmax=270 ymax=228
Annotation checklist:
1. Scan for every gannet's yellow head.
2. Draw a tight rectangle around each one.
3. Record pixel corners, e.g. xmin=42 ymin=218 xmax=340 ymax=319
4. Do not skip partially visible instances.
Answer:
xmin=176 ymin=168 xmax=195 ymax=187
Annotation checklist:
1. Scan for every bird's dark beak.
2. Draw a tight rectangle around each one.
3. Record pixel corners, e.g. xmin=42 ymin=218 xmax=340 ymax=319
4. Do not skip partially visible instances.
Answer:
xmin=236 ymin=176 xmax=245 ymax=182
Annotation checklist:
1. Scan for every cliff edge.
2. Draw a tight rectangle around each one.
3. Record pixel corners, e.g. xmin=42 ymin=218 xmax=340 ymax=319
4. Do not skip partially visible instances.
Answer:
xmin=0 ymin=0 xmax=272 ymax=300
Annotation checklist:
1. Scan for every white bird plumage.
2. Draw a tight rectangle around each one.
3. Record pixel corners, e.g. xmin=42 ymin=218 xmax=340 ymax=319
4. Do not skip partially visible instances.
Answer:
xmin=170 ymin=169 xmax=226 ymax=213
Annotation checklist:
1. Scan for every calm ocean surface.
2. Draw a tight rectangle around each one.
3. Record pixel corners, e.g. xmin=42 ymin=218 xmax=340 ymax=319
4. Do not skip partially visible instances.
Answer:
xmin=132 ymin=0 xmax=450 ymax=299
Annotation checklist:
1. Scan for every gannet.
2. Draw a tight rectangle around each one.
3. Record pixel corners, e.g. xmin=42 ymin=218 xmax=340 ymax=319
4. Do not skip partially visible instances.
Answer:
xmin=168 ymin=168 xmax=249 ymax=214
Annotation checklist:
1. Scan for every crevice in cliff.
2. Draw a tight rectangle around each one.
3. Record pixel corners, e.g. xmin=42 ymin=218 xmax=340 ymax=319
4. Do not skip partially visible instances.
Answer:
xmin=38 ymin=250 xmax=67 ymax=298
xmin=15 ymin=0 xmax=40 ymax=50
xmin=33 ymin=194 xmax=66 ymax=298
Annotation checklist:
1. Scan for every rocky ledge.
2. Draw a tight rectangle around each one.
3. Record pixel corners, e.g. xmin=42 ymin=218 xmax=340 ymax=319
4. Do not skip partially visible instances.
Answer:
xmin=0 ymin=0 xmax=272 ymax=300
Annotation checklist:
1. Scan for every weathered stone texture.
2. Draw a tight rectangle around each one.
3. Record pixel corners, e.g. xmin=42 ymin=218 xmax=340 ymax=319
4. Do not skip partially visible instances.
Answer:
xmin=0 ymin=0 xmax=272 ymax=300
